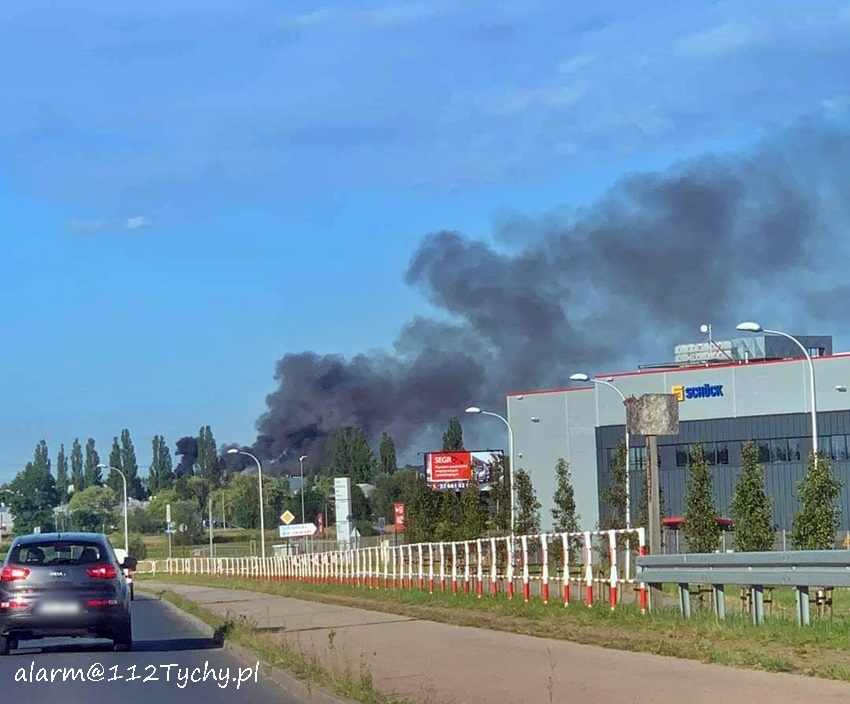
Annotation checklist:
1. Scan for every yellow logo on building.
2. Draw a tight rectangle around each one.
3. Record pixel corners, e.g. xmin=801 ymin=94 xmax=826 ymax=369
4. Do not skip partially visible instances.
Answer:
xmin=671 ymin=383 xmax=724 ymax=402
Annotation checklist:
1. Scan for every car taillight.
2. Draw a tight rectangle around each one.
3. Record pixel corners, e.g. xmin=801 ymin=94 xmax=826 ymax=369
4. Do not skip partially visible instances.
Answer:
xmin=0 ymin=600 xmax=29 ymax=609
xmin=1 ymin=566 xmax=30 ymax=582
xmin=87 ymin=599 xmax=119 ymax=607
xmin=86 ymin=564 xmax=118 ymax=579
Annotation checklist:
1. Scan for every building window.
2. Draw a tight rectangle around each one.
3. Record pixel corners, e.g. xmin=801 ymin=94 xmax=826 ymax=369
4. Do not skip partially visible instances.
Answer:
xmin=630 ymin=446 xmax=647 ymax=472
xmin=787 ymin=438 xmax=802 ymax=461
xmin=675 ymin=446 xmax=688 ymax=467
xmin=830 ymin=435 xmax=848 ymax=462
xmin=716 ymin=443 xmax=730 ymax=465
xmin=757 ymin=441 xmax=771 ymax=464
xmin=770 ymin=438 xmax=789 ymax=463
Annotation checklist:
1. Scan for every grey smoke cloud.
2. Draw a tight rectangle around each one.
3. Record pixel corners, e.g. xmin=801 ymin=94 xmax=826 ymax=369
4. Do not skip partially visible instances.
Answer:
xmin=255 ymin=122 xmax=850 ymax=467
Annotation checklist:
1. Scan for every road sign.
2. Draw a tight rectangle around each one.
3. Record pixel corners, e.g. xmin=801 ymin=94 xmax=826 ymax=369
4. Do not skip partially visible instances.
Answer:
xmin=377 ymin=517 xmax=386 ymax=535
xmin=393 ymin=502 xmax=406 ymax=531
xmin=278 ymin=523 xmax=317 ymax=538
xmin=166 ymin=504 xmax=171 ymax=524
xmin=179 ymin=523 xmax=188 ymax=533
xmin=281 ymin=510 xmax=296 ymax=525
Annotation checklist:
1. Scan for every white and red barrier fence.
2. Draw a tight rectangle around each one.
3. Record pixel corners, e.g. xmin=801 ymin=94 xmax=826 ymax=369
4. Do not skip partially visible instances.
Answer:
xmin=136 ymin=528 xmax=647 ymax=611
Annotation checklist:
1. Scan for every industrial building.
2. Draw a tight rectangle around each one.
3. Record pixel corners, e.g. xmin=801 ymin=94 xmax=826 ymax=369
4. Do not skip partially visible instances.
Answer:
xmin=506 ymin=332 xmax=850 ymax=532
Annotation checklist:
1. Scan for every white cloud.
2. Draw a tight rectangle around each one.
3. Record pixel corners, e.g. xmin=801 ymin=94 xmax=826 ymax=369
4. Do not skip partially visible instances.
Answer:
xmin=69 ymin=216 xmax=151 ymax=234
xmin=677 ymin=22 xmax=760 ymax=55
xmin=124 ymin=216 xmax=151 ymax=230
xmin=286 ymin=2 xmax=454 ymax=30
xmin=557 ymin=54 xmax=594 ymax=74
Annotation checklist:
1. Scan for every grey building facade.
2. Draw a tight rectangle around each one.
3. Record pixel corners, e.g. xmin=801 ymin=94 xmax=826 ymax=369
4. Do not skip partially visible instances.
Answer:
xmin=506 ymin=335 xmax=850 ymax=532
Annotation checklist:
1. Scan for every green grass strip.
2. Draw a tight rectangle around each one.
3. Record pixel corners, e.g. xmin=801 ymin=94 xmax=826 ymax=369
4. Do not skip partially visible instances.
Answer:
xmin=141 ymin=574 xmax=850 ymax=683
xmin=153 ymin=587 xmax=416 ymax=704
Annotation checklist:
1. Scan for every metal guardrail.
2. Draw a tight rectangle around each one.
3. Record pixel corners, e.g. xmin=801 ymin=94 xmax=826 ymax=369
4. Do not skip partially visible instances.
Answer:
xmin=637 ymin=550 xmax=850 ymax=626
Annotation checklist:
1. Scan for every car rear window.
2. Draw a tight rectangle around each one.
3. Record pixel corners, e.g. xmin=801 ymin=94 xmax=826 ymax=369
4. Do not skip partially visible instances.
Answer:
xmin=8 ymin=541 xmax=107 ymax=566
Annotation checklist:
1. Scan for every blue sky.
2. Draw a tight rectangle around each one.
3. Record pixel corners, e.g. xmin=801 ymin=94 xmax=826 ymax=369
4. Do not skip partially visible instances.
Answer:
xmin=1 ymin=1 xmax=849 ymax=481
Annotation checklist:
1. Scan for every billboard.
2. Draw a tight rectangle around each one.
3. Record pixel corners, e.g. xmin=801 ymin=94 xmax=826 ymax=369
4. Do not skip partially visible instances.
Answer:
xmin=423 ymin=450 xmax=504 ymax=491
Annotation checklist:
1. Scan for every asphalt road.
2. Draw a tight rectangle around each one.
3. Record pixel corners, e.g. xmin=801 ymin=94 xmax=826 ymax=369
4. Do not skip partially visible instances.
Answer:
xmin=0 ymin=593 xmax=303 ymax=703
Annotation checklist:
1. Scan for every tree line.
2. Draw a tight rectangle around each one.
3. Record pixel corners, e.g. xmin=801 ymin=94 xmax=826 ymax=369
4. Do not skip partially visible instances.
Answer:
xmin=599 ymin=439 xmax=842 ymax=553
xmin=1 ymin=426 xmax=239 ymax=538
xmin=6 ymin=417 xmax=836 ymax=556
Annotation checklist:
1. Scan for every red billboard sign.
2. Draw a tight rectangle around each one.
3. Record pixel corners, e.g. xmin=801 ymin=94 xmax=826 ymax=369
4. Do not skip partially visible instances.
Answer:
xmin=429 ymin=452 xmax=472 ymax=482
xmin=424 ymin=450 xmax=504 ymax=492
xmin=393 ymin=502 xmax=405 ymax=531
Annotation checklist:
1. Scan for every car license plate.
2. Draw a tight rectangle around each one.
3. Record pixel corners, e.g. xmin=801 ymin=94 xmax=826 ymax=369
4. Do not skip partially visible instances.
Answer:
xmin=39 ymin=602 xmax=80 ymax=615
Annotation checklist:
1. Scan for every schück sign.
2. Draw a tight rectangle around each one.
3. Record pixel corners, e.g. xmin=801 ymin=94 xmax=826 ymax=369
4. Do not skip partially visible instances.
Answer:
xmin=672 ymin=383 xmax=724 ymax=402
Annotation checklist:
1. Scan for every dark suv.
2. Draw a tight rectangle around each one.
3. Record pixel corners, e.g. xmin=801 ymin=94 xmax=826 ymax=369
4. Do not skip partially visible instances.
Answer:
xmin=0 ymin=532 xmax=136 ymax=655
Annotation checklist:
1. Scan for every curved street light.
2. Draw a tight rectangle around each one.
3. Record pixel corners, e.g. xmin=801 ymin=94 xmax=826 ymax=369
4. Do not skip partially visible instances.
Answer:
xmin=465 ymin=406 xmax=515 ymax=537
xmin=737 ymin=322 xmax=818 ymax=459
xmin=570 ymin=373 xmax=631 ymax=530
xmin=98 ymin=464 xmax=129 ymax=556
xmin=227 ymin=449 xmax=266 ymax=560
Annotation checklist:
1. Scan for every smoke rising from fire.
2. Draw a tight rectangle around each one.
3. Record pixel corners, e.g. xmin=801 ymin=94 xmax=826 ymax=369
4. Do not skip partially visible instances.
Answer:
xmin=255 ymin=120 xmax=850 ymax=468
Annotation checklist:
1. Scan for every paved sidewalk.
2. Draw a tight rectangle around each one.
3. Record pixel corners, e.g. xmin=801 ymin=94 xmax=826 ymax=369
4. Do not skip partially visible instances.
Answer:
xmin=143 ymin=581 xmax=850 ymax=704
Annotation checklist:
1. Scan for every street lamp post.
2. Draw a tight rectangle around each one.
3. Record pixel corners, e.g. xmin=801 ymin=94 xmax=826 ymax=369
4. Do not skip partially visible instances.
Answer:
xmin=299 ymin=455 xmax=307 ymax=523
xmin=98 ymin=465 xmax=129 ymax=556
xmin=570 ymin=373 xmax=631 ymax=530
xmin=737 ymin=322 xmax=818 ymax=459
xmin=227 ymin=449 xmax=266 ymax=560
xmin=465 ymin=406 xmax=515 ymax=536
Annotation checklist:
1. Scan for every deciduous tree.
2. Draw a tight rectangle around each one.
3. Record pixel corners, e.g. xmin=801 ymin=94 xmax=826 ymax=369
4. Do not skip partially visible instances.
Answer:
xmin=370 ymin=471 xmax=417 ymax=521
xmin=683 ymin=443 xmax=720 ymax=553
xmin=196 ymin=426 xmax=221 ymax=486
xmin=442 ymin=417 xmax=464 ymax=452
xmin=107 ymin=437 xmax=123 ymax=495
xmin=68 ymin=485 xmax=117 ymax=532
xmin=599 ymin=441 xmax=626 ymax=531
xmin=121 ymin=429 xmax=145 ymax=499
xmin=330 ymin=428 xmax=375 ymax=484
xmin=514 ymin=468 xmax=541 ymax=535
xmin=55 ymin=443 xmax=69 ymax=503
xmin=435 ymin=489 xmax=461 ymax=541
xmin=70 ymin=439 xmax=84 ymax=493
xmin=7 ymin=450 xmax=60 ymax=534
xmin=552 ymin=458 xmax=580 ymax=534
xmin=730 ymin=442 xmax=775 ymax=552
xmin=84 ymin=438 xmax=102 ymax=488
xmin=148 ymin=435 xmax=174 ymax=494
xmin=459 ymin=482 xmax=487 ymax=539
xmin=791 ymin=451 xmax=842 ymax=550
xmin=402 ymin=475 xmax=439 ymax=543
xmin=379 ymin=432 xmax=398 ymax=475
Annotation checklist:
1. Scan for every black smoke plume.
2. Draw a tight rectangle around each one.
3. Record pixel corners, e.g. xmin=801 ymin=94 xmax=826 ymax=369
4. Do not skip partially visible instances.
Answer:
xmin=255 ymin=120 xmax=850 ymax=470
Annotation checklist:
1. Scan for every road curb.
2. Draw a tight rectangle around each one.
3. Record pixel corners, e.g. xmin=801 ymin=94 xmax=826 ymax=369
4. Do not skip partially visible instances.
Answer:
xmin=141 ymin=587 xmax=358 ymax=704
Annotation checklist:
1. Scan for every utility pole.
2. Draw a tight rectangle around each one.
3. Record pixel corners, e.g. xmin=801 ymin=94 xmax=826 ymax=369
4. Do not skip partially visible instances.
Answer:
xmin=166 ymin=503 xmax=173 ymax=560
xmin=208 ymin=495 xmax=214 ymax=558
xmin=645 ymin=435 xmax=663 ymax=608
xmin=646 ymin=436 xmax=661 ymax=556
xmin=625 ymin=393 xmax=679 ymax=612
